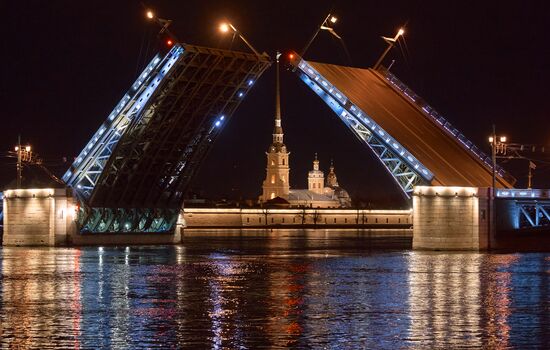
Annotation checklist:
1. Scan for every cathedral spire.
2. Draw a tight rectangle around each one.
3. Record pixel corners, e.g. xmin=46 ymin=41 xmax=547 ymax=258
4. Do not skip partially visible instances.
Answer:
xmin=275 ymin=51 xmax=281 ymax=121
xmin=272 ymin=51 xmax=284 ymax=145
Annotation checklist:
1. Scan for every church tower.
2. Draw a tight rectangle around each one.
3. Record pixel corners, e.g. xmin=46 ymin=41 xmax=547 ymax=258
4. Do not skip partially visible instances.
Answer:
xmin=308 ymin=153 xmax=325 ymax=194
xmin=326 ymin=160 xmax=339 ymax=187
xmin=261 ymin=52 xmax=290 ymax=201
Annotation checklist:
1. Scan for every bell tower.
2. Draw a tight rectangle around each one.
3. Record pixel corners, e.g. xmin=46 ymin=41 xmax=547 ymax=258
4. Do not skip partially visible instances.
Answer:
xmin=261 ymin=52 xmax=290 ymax=201
xmin=326 ymin=159 xmax=339 ymax=187
xmin=308 ymin=153 xmax=325 ymax=194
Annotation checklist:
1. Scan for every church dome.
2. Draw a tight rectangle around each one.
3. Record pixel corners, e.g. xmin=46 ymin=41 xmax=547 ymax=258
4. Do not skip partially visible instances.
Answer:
xmin=333 ymin=186 xmax=352 ymax=208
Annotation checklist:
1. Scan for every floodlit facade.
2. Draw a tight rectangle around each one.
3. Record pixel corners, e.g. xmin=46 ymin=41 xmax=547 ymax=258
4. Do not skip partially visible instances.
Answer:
xmin=260 ymin=53 xmax=351 ymax=208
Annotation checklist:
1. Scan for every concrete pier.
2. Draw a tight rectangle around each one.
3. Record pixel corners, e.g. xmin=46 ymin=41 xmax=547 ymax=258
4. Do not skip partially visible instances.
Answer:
xmin=412 ymin=186 xmax=491 ymax=250
xmin=2 ymin=188 xmax=77 ymax=246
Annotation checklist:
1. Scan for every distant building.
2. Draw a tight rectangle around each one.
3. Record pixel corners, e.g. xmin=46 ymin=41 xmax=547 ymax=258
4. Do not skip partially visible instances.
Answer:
xmin=260 ymin=53 xmax=290 ymax=202
xmin=259 ymin=53 xmax=351 ymax=208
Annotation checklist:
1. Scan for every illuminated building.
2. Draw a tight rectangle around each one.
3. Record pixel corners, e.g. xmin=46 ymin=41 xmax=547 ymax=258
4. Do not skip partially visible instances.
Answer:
xmin=260 ymin=53 xmax=351 ymax=208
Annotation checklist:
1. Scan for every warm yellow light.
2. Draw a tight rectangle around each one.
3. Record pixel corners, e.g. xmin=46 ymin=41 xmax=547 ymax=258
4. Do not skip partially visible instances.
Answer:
xmin=488 ymin=136 xmax=494 ymax=143
xmin=14 ymin=146 xmax=19 ymax=151
xmin=25 ymin=145 xmax=31 ymax=152
xmin=330 ymin=16 xmax=337 ymax=24
xmin=398 ymin=28 xmax=405 ymax=36
xmin=219 ymin=23 xmax=230 ymax=33
xmin=500 ymin=136 xmax=507 ymax=143
xmin=146 ymin=10 xmax=154 ymax=19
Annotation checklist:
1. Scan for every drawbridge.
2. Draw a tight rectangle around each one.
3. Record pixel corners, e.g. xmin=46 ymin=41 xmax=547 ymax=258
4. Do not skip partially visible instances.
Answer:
xmin=289 ymin=54 xmax=516 ymax=196
xmin=62 ymin=43 xmax=271 ymax=233
xmin=9 ymin=40 xmax=521 ymax=234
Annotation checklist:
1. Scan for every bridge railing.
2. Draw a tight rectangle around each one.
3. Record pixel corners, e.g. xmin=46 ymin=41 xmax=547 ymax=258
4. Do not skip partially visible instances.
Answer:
xmin=378 ymin=67 xmax=516 ymax=186
xmin=496 ymin=188 xmax=550 ymax=199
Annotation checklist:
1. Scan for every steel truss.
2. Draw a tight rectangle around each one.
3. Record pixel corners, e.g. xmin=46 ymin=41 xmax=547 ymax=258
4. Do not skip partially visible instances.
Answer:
xmin=517 ymin=201 xmax=550 ymax=228
xmin=76 ymin=199 xmax=180 ymax=233
xmin=65 ymin=44 xmax=271 ymax=233
xmin=63 ymin=50 xmax=176 ymax=198
xmin=292 ymin=58 xmax=433 ymax=197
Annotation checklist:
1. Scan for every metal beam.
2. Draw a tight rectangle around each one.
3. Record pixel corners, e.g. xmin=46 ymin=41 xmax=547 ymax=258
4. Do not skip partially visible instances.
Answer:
xmin=291 ymin=57 xmax=432 ymax=197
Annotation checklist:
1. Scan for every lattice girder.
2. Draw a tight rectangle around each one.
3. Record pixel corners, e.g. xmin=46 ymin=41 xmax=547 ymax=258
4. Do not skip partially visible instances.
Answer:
xmin=291 ymin=57 xmax=433 ymax=198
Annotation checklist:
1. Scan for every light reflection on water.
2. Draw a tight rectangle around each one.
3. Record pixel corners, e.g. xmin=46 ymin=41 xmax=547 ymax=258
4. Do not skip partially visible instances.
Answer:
xmin=1 ymin=229 xmax=549 ymax=349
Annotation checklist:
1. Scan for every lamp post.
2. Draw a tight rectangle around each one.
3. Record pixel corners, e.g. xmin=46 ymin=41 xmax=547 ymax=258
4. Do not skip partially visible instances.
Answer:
xmin=219 ymin=21 xmax=261 ymax=57
xmin=528 ymin=161 xmax=536 ymax=189
xmin=488 ymin=126 xmax=506 ymax=245
xmin=14 ymin=136 xmax=31 ymax=189
xmin=488 ymin=125 xmax=507 ymax=196
xmin=144 ymin=8 xmax=176 ymax=43
xmin=373 ymin=28 xmax=405 ymax=70
xmin=16 ymin=135 xmax=21 ymax=188
xmin=300 ymin=13 xmax=339 ymax=58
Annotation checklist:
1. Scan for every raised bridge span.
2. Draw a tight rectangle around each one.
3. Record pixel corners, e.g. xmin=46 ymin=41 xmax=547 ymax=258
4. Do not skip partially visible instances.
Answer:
xmin=289 ymin=55 xmax=516 ymax=195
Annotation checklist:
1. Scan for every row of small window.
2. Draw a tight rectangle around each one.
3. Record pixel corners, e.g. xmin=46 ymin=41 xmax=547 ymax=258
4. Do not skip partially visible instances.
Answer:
xmin=245 ymin=217 xmax=409 ymax=224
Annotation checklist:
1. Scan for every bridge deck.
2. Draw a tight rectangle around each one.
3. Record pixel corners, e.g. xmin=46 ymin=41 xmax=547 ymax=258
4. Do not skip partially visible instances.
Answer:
xmin=307 ymin=61 xmax=514 ymax=188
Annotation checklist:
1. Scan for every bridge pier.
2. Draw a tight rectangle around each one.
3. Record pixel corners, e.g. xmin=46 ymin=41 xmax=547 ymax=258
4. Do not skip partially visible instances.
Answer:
xmin=495 ymin=199 xmax=521 ymax=231
xmin=412 ymin=186 xmax=491 ymax=250
xmin=2 ymin=188 xmax=77 ymax=246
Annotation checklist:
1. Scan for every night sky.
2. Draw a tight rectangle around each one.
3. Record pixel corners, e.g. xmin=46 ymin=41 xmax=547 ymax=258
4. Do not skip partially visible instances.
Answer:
xmin=2 ymin=1 xmax=549 ymax=206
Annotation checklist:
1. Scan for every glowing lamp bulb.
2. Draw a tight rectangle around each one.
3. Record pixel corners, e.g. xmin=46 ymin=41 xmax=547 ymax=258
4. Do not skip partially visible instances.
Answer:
xmin=238 ymin=92 xmax=244 ymax=97
xmin=14 ymin=146 xmax=19 ymax=151
xmin=25 ymin=146 xmax=31 ymax=152
xmin=398 ymin=28 xmax=405 ymax=36
xmin=500 ymin=136 xmax=507 ymax=143
xmin=330 ymin=16 xmax=337 ymax=24
xmin=289 ymin=53 xmax=295 ymax=60
xmin=146 ymin=10 xmax=154 ymax=19
xmin=166 ymin=39 xmax=173 ymax=46
xmin=219 ymin=23 xmax=230 ymax=33
xmin=488 ymin=136 xmax=494 ymax=143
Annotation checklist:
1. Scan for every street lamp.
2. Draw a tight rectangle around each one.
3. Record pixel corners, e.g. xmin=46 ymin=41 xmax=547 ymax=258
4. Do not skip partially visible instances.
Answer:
xmin=488 ymin=125 xmax=507 ymax=195
xmin=14 ymin=136 xmax=31 ymax=189
xmin=144 ymin=8 xmax=175 ymax=40
xmin=300 ymin=13 xmax=341 ymax=57
xmin=219 ymin=23 xmax=230 ymax=33
xmin=373 ymin=27 xmax=405 ymax=70
xmin=218 ymin=21 xmax=261 ymax=57
xmin=487 ymin=125 xmax=506 ymax=249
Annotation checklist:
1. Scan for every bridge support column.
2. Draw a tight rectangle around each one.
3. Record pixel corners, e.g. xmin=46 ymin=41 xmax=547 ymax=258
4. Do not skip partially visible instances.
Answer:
xmin=413 ymin=186 xmax=491 ymax=250
xmin=2 ymin=188 xmax=77 ymax=246
xmin=495 ymin=199 xmax=520 ymax=231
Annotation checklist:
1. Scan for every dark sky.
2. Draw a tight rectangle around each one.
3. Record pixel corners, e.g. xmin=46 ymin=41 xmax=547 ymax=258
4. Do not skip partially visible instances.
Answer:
xmin=2 ymin=1 xmax=549 ymax=205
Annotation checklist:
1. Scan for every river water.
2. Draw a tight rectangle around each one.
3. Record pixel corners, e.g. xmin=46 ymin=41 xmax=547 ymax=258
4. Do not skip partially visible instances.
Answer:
xmin=1 ymin=229 xmax=549 ymax=349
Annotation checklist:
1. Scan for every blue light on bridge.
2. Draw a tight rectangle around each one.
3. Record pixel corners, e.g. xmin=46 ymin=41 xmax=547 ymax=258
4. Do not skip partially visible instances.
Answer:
xmin=248 ymin=80 xmax=253 ymax=86
xmin=238 ymin=92 xmax=244 ymax=98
